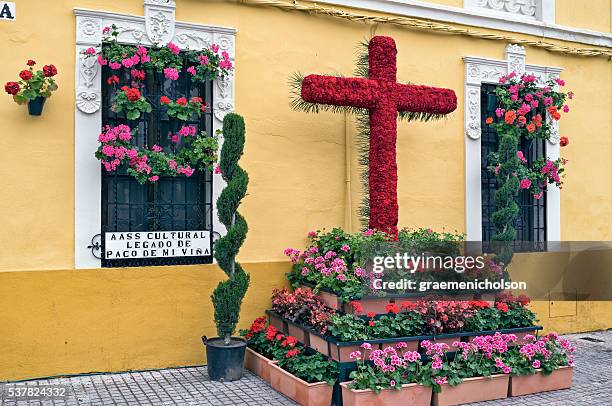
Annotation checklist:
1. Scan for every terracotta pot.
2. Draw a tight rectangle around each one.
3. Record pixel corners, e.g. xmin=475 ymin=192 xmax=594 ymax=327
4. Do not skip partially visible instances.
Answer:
xmin=268 ymin=362 xmax=333 ymax=406
xmin=509 ymin=366 xmax=573 ymax=396
xmin=514 ymin=329 xmax=538 ymax=343
xmin=329 ymin=342 xmax=379 ymax=362
xmin=433 ymin=374 xmax=509 ymax=406
xmin=318 ymin=290 xmax=340 ymax=308
xmin=308 ymin=333 xmax=330 ymax=357
xmin=244 ymin=348 xmax=275 ymax=383
xmin=269 ymin=313 xmax=287 ymax=334
xmin=393 ymin=340 xmax=420 ymax=355
xmin=432 ymin=336 xmax=458 ymax=349
xmin=340 ymin=381 xmax=432 ymax=406
xmin=287 ymin=323 xmax=309 ymax=346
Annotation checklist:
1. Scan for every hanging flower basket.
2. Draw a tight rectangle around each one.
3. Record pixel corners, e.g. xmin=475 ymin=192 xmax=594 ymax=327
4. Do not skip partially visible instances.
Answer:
xmin=4 ymin=60 xmax=58 ymax=116
xmin=27 ymin=96 xmax=46 ymax=116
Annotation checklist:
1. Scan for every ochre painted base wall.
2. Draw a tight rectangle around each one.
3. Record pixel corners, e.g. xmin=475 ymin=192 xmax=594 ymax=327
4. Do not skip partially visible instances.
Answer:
xmin=1 ymin=257 xmax=610 ymax=381
xmin=0 ymin=262 xmax=288 ymax=381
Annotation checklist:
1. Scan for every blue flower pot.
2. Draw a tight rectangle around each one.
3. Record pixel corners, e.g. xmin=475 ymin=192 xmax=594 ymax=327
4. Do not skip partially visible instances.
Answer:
xmin=28 ymin=96 xmax=46 ymax=116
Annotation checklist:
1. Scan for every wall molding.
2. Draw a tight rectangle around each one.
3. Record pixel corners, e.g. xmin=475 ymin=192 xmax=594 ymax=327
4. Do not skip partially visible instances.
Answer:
xmin=317 ymin=0 xmax=612 ymax=48
xmin=463 ymin=44 xmax=562 ymax=243
xmin=74 ymin=2 xmax=235 ymax=269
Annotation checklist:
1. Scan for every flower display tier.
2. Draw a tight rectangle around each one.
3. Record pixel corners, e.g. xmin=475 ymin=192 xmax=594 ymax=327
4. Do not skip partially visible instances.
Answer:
xmin=266 ymin=309 xmax=542 ymax=362
xmin=244 ymin=313 xmax=572 ymax=406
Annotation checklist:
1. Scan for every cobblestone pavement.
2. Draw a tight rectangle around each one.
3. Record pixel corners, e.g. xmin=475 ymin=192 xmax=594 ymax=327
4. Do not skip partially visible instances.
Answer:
xmin=1 ymin=330 xmax=610 ymax=406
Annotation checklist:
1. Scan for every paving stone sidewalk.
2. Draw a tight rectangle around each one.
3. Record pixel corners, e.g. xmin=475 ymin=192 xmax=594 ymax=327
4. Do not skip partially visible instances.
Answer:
xmin=1 ymin=330 xmax=610 ymax=406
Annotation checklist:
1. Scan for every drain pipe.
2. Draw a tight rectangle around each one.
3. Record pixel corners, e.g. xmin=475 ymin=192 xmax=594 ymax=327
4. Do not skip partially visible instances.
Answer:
xmin=344 ymin=112 xmax=353 ymax=233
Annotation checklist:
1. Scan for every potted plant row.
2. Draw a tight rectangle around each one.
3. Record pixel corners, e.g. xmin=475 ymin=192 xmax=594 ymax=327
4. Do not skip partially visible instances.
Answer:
xmin=240 ymin=318 xmax=337 ymax=406
xmin=269 ymin=288 xmax=541 ymax=361
xmin=339 ymin=332 xmax=574 ymax=406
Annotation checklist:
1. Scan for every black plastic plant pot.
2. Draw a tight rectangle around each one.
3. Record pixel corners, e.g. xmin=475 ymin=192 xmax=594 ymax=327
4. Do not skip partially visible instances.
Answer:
xmin=202 ymin=336 xmax=247 ymax=382
xmin=27 ymin=96 xmax=46 ymax=116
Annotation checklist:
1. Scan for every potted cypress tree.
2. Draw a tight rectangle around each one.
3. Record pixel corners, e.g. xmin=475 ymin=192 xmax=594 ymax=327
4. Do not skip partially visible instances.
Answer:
xmin=202 ymin=113 xmax=250 ymax=382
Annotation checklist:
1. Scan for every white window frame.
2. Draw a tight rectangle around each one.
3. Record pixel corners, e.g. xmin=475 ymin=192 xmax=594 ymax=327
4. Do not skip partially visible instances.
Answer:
xmin=463 ymin=44 xmax=562 ymax=243
xmin=464 ymin=0 xmax=556 ymax=23
xmin=74 ymin=0 xmax=235 ymax=269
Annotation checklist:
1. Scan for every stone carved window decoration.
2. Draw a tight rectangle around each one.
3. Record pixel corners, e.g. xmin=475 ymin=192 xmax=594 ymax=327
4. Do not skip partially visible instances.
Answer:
xmin=463 ymin=44 xmax=562 ymax=245
xmin=74 ymin=1 xmax=235 ymax=269
xmin=464 ymin=0 xmax=556 ymax=23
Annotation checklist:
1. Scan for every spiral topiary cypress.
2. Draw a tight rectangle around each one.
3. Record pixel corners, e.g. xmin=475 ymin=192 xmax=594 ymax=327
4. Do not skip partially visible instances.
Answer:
xmin=212 ymin=113 xmax=250 ymax=345
xmin=491 ymin=125 xmax=520 ymax=265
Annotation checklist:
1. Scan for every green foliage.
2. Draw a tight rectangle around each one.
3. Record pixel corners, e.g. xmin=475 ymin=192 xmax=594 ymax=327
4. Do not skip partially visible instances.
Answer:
xmin=111 ymin=89 xmax=152 ymax=121
xmin=491 ymin=125 xmax=521 ymax=264
xmin=143 ymin=46 xmax=183 ymax=72
xmin=499 ymin=303 xmax=538 ymax=329
xmin=277 ymin=351 xmax=338 ymax=385
xmin=464 ymin=307 xmax=501 ymax=332
xmin=165 ymin=98 xmax=204 ymax=121
xmin=186 ymin=49 xmax=233 ymax=82
xmin=212 ymin=113 xmax=250 ymax=343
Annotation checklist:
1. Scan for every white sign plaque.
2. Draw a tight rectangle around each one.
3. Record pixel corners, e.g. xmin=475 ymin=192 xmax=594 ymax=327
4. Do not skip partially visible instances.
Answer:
xmin=104 ymin=230 xmax=211 ymax=259
xmin=0 ymin=2 xmax=15 ymax=21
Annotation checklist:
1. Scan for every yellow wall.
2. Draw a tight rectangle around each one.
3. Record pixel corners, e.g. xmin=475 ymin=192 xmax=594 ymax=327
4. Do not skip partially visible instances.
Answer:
xmin=556 ymin=0 xmax=612 ymax=33
xmin=0 ymin=0 xmax=610 ymax=380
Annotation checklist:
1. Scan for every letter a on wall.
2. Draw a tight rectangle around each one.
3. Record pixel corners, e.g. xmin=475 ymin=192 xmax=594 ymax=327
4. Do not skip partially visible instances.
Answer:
xmin=0 ymin=2 xmax=16 ymax=21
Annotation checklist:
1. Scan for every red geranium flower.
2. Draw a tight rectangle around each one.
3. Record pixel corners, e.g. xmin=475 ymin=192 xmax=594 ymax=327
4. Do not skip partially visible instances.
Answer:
xmin=400 ymin=301 xmax=415 ymax=310
xmin=159 ymin=95 xmax=171 ymax=105
xmin=485 ymin=117 xmax=493 ymax=124
xmin=504 ymin=110 xmax=517 ymax=125
xmin=350 ymin=301 xmax=363 ymax=314
xmin=27 ymin=59 xmax=36 ymax=66
xmin=190 ymin=96 xmax=202 ymax=104
xmin=42 ymin=64 xmax=58 ymax=77
xmin=107 ymin=75 xmax=120 ymax=85
xmin=19 ymin=70 xmax=33 ymax=81
xmin=176 ymin=97 xmax=188 ymax=106
xmin=560 ymin=136 xmax=569 ymax=147
xmin=285 ymin=349 xmax=300 ymax=358
xmin=367 ymin=312 xmax=376 ymax=319
xmin=385 ymin=303 xmax=399 ymax=314
xmin=4 ymin=81 xmax=20 ymax=95
xmin=496 ymin=302 xmax=509 ymax=313
xmin=265 ymin=325 xmax=278 ymax=341
xmin=124 ymin=88 xmax=141 ymax=102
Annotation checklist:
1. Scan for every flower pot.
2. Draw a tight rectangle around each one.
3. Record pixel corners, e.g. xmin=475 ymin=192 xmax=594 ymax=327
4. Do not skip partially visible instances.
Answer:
xmin=343 ymin=298 xmax=394 ymax=315
xmin=308 ymin=333 xmax=330 ymax=357
xmin=329 ymin=342 xmax=379 ymax=363
xmin=269 ymin=313 xmax=287 ymax=334
xmin=509 ymin=366 xmax=573 ymax=396
xmin=433 ymin=374 xmax=510 ymax=406
xmin=340 ymin=381 xmax=432 ymax=406
xmin=393 ymin=340 xmax=420 ymax=355
xmin=515 ymin=329 xmax=538 ymax=343
xmin=27 ymin=96 xmax=46 ymax=116
xmin=318 ymin=290 xmax=341 ymax=308
xmin=432 ymin=336 xmax=458 ymax=349
xmin=202 ymin=336 xmax=247 ymax=382
xmin=287 ymin=323 xmax=310 ymax=346
xmin=268 ymin=362 xmax=333 ymax=406
xmin=244 ymin=347 xmax=275 ymax=383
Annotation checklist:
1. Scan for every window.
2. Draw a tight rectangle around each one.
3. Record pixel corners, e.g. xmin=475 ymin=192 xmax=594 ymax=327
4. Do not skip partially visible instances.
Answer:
xmin=100 ymin=54 xmax=214 ymax=267
xmin=480 ymin=84 xmax=546 ymax=252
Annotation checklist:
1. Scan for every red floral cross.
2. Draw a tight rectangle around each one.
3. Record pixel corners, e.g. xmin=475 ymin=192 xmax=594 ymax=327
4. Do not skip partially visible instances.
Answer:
xmin=301 ymin=36 xmax=457 ymax=236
